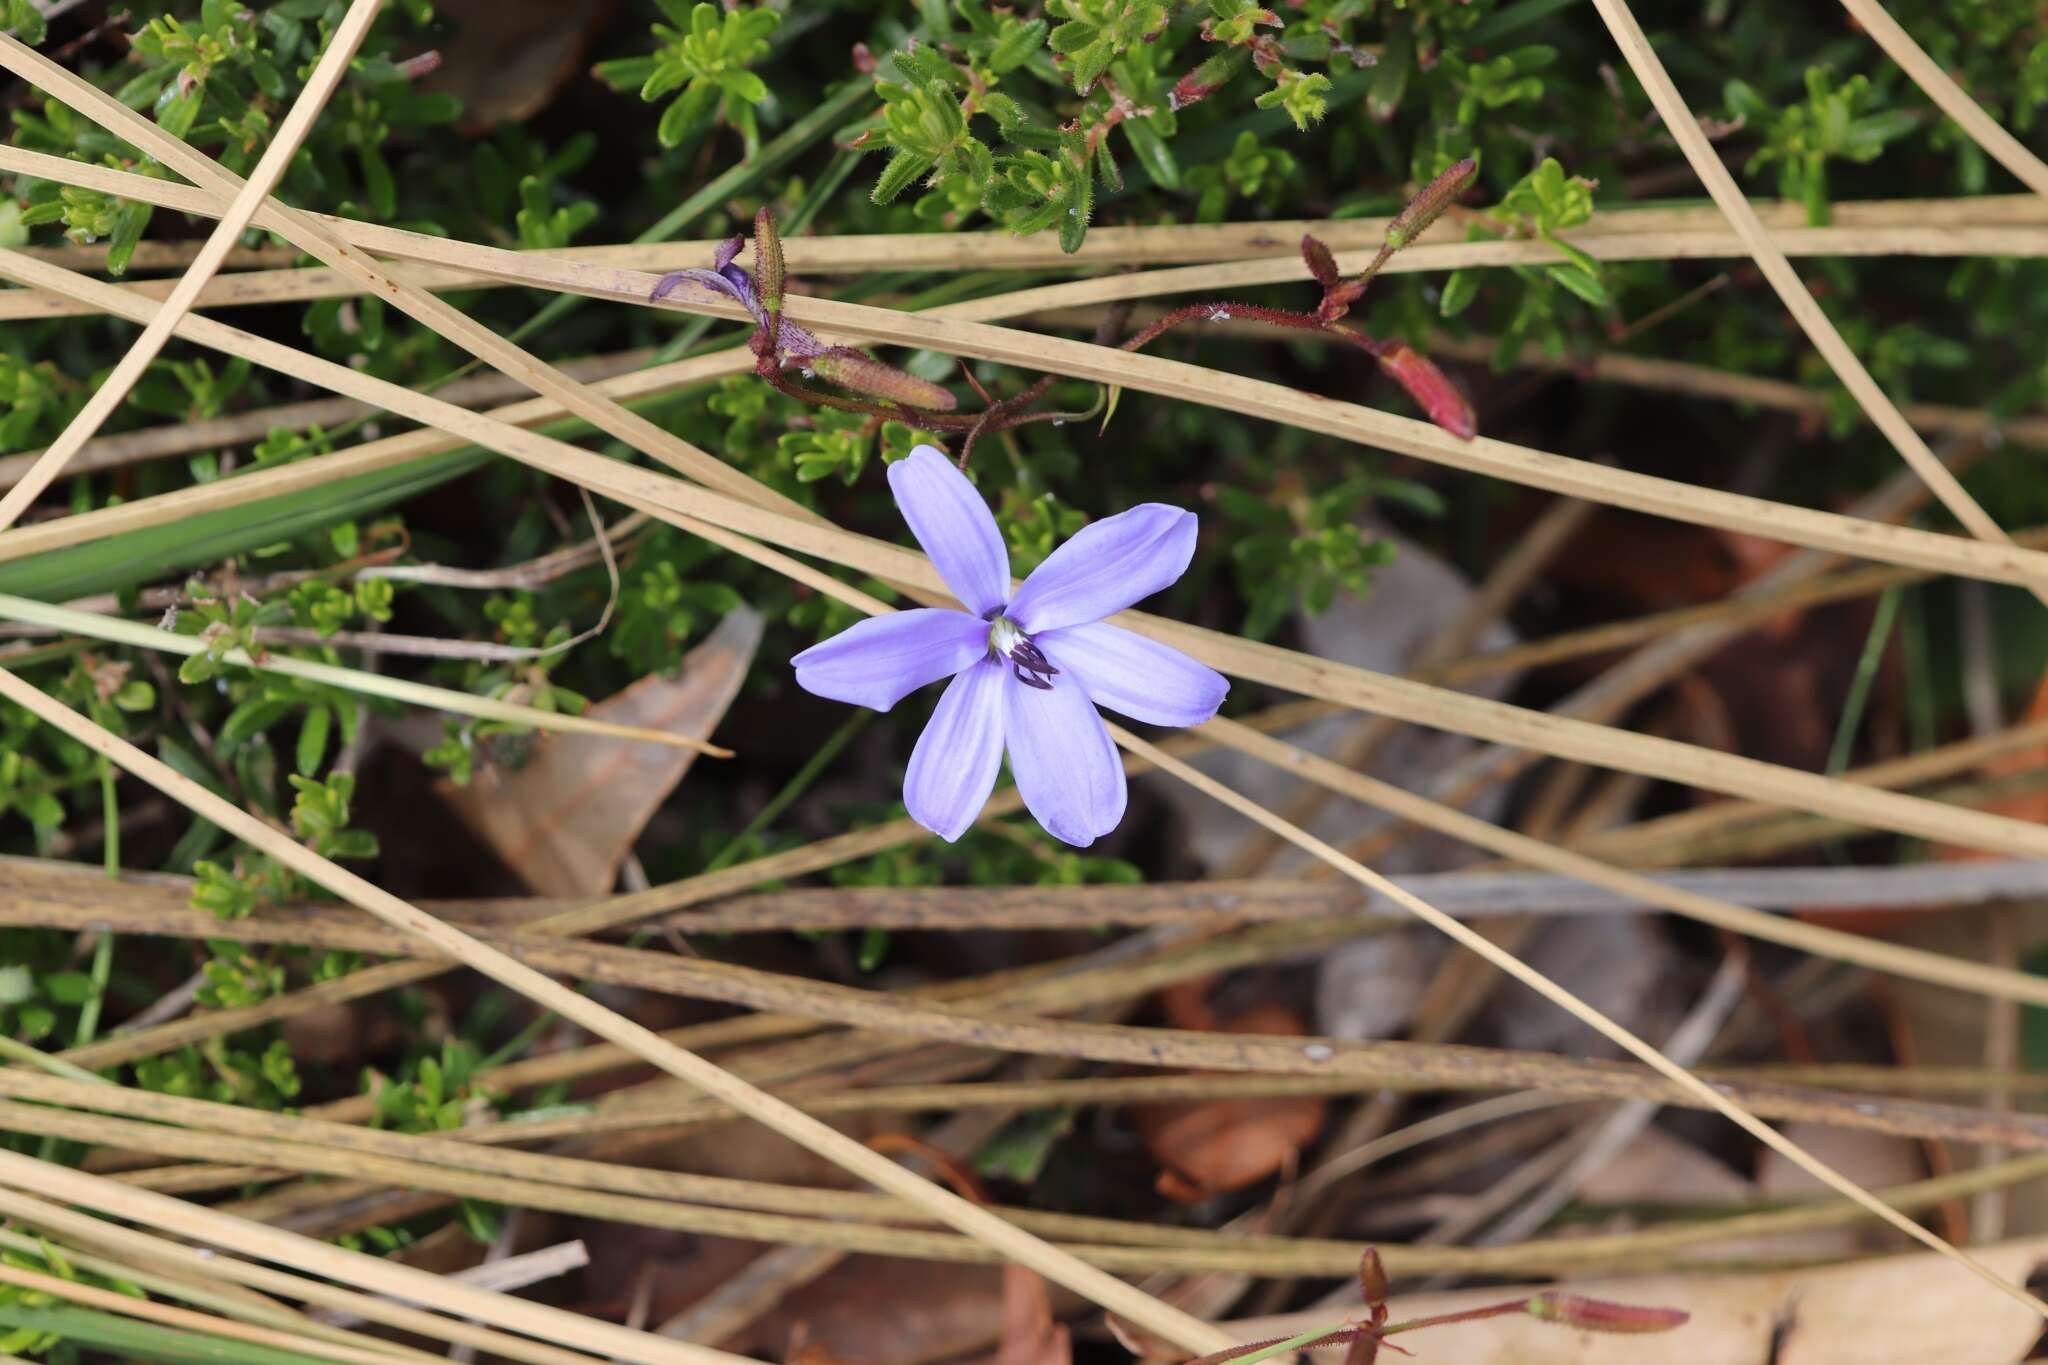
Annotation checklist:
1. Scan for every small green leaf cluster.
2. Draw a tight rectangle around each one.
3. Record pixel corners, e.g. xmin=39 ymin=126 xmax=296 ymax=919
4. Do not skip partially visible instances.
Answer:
xmin=849 ymin=0 xmax=1360 ymax=250
xmin=366 ymin=1037 xmax=500 ymax=1132
xmin=1214 ymin=471 xmax=1439 ymax=640
xmin=1438 ymin=157 xmax=1606 ymax=367
xmin=133 ymin=1037 xmax=301 ymax=1109
xmin=1726 ymin=68 xmax=1920 ymax=225
xmin=189 ymin=772 xmax=377 ymax=924
xmin=595 ymin=1 xmax=782 ymax=154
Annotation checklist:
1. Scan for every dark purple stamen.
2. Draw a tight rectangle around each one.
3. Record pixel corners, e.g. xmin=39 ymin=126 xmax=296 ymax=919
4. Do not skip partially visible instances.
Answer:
xmin=1009 ymin=637 xmax=1059 ymax=691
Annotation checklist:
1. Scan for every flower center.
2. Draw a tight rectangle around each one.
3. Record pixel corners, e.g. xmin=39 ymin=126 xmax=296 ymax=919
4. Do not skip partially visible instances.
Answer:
xmin=987 ymin=613 xmax=1058 ymax=691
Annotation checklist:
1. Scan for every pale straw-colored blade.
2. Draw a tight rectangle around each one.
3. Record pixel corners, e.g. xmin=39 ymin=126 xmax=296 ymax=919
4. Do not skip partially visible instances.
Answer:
xmin=0 ymin=666 xmax=1234 ymax=1357
xmin=1837 ymin=0 xmax=2048 ymax=200
xmin=0 ymin=0 xmax=385 ymax=534
xmin=1583 ymin=0 xmax=2043 ymax=605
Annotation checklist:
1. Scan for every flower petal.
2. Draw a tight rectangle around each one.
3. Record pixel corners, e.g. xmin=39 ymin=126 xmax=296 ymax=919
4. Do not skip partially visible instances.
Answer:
xmin=1004 ymin=671 xmax=1126 ymax=847
xmin=904 ymin=659 xmax=1006 ymax=841
xmin=1037 ymin=622 xmax=1228 ymax=728
xmin=792 ymin=609 xmax=986 ymax=712
xmin=1007 ymin=504 xmax=1197 ymax=634
xmin=887 ymin=446 xmax=1011 ymax=616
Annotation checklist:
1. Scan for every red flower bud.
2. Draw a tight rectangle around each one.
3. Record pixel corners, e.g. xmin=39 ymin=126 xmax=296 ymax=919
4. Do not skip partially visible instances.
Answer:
xmin=1375 ymin=344 xmax=1475 ymax=439
xmin=1524 ymin=1293 xmax=1690 ymax=1334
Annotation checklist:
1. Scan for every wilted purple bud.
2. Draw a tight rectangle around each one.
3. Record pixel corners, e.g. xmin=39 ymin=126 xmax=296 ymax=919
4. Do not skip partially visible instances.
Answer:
xmin=812 ymin=348 xmax=958 ymax=411
xmin=1376 ymin=343 xmax=1475 ymax=440
xmin=651 ymin=257 xmax=757 ymax=316
xmin=651 ymin=250 xmax=830 ymax=361
xmin=1524 ymin=1294 xmax=1689 ymax=1334
xmin=754 ymin=206 xmax=786 ymax=314
xmin=1386 ymin=158 xmax=1477 ymax=251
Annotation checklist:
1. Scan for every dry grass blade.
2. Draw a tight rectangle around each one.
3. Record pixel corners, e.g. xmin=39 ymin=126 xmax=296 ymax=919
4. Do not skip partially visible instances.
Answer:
xmin=0 ymin=1155 xmax=709 ymax=1364
xmin=0 ymin=1224 xmax=439 ymax=1365
xmin=15 ymin=244 xmax=2048 ymax=876
xmin=7 ymin=217 xmax=2048 ymax=324
xmin=0 ymin=1187 xmax=608 ymax=1365
xmin=1111 ymin=727 xmax=2048 ymax=1318
xmin=1422 ymin=332 xmax=2048 ymax=451
xmin=1583 ymin=0 xmax=2041 ymax=604
xmin=5 ymin=897 xmax=2039 ymax=1148
xmin=6 ymin=125 xmax=2048 ymax=599
xmin=0 ymin=32 xmax=773 ymax=517
xmin=0 ymin=1259 xmax=403 ymax=1365
xmin=0 ymin=667 xmax=1233 ymax=1356
xmin=0 ymin=0 xmax=384 ymax=535
xmin=1199 ymin=716 xmax=2048 ymax=1007
xmin=745 ymin=291 xmax=2048 ymax=592
xmin=0 ymin=591 xmax=728 ymax=755
xmin=19 ymin=854 xmax=2048 ymax=936
xmin=1838 ymin=0 xmax=2048 ymax=200
xmin=4 ymin=140 xmax=2044 ymax=307
xmin=24 ymin=1069 xmax=2048 ymax=1278
xmin=0 ymin=350 xmax=652 ymax=490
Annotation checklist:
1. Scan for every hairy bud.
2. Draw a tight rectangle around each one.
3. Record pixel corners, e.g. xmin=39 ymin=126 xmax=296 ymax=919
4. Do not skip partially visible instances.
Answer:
xmin=753 ymin=206 xmax=786 ymax=314
xmin=1524 ymin=1294 xmax=1690 ymax=1334
xmin=812 ymin=348 xmax=958 ymax=411
xmin=1302 ymin=233 xmax=1343 ymax=290
xmin=1385 ymin=157 xmax=1477 ymax=251
xmin=1375 ymin=343 xmax=1475 ymax=440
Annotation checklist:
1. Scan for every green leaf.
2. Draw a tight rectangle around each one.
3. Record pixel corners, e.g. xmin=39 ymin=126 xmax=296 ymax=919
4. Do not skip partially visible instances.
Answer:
xmin=1047 ymin=20 xmax=1095 ymax=55
xmin=1438 ymin=269 xmax=1480 ymax=316
xmin=0 ymin=449 xmax=489 ymax=603
xmin=872 ymin=149 xmax=936 ymax=204
xmin=296 ymin=704 xmax=332 ymax=777
xmin=0 ymin=1302 xmax=343 ymax=1365
xmin=40 ymin=971 xmax=95 ymax=1006
xmin=0 ymin=965 xmax=33 ymax=1007
xmin=1546 ymin=261 xmax=1609 ymax=307
xmin=1123 ymin=119 xmax=1178 ymax=190
xmin=656 ymin=82 xmax=718 ymax=148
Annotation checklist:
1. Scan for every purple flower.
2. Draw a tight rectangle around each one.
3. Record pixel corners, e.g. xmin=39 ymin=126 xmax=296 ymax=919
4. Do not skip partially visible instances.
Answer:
xmin=793 ymin=447 xmax=1229 ymax=846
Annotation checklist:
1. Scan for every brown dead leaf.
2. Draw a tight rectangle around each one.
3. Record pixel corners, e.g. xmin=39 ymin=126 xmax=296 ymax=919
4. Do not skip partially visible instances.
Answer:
xmin=1133 ymin=982 xmax=1328 ymax=1203
xmin=757 ymin=1256 xmax=1013 ymax=1363
xmin=418 ymin=0 xmax=614 ymax=135
xmin=995 ymin=1265 xmax=1072 ymax=1365
xmin=437 ymin=608 xmax=760 ymax=896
